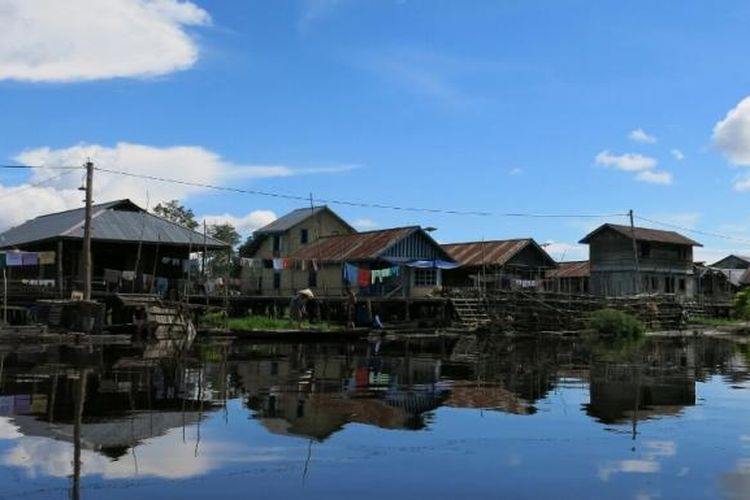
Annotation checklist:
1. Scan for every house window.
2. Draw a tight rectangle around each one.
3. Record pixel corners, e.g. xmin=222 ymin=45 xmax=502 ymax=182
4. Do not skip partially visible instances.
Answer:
xmin=273 ymin=272 xmax=281 ymax=289
xmin=679 ymin=278 xmax=686 ymax=292
xmin=665 ymin=276 xmax=674 ymax=293
xmin=308 ymin=270 xmax=317 ymax=288
xmin=272 ymin=235 xmax=281 ymax=254
xmin=300 ymin=228 xmax=309 ymax=245
xmin=414 ymin=268 xmax=437 ymax=287
xmin=640 ymin=242 xmax=651 ymax=258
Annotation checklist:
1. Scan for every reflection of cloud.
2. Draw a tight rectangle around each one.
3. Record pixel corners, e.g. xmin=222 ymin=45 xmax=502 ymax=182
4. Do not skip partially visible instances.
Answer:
xmin=598 ymin=440 xmax=675 ymax=482
xmin=721 ymin=458 xmax=750 ymax=500
xmin=3 ymin=428 xmax=287 ymax=480
xmin=0 ymin=417 xmax=22 ymax=440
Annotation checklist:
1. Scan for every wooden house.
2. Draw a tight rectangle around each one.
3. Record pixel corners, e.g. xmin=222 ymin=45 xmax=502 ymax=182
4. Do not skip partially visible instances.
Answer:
xmin=283 ymin=226 xmax=457 ymax=297
xmin=579 ymin=224 xmax=701 ymax=297
xmin=0 ymin=199 xmax=228 ymax=300
xmin=441 ymin=239 xmax=557 ymax=290
xmin=544 ymin=261 xmax=591 ymax=294
xmin=240 ymin=206 xmax=355 ymax=294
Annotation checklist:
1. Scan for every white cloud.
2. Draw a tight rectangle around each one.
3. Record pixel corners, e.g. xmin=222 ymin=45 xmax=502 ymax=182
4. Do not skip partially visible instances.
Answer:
xmin=541 ymin=241 xmax=588 ymax=262
xmin=714 ymin=96 xmax=750 ymax=166
xmin=629 ymin=128 xmax=657 ymax=144
xmin=733 ymin=174 xmax=750 ymax=191
xmin=635 ymin=170 xmax=673 ymax=185
xmin=671 ymin=149 xmax=685 ymax=161
xmin=0 ymin=0 xmax=210 ymax=82
xmin=595 ymin=150 xmax=657 ymax=172
xmin=509 ymin=167 xmax=523 ymax=176
xmin=0 ymin=142 xmax=355 ymax=232
xmin=352 ymin=218 xmax=378 ymax=230
xmin=201 ymin=211 xmax=278 ymax=236
xmin=299 ymin=0 xmax=346 ymax=28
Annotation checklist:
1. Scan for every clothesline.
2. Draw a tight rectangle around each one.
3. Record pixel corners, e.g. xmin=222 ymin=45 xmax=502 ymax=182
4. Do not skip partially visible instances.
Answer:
xmin=0 ymin=250 xmax=56 ymax=268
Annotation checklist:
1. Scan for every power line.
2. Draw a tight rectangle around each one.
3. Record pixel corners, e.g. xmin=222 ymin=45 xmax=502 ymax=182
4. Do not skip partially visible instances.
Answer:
xmin=635 ymin=215 xmax=750 ymax=245
xmin=0 ymin=170 xmax=76 ymax=202
xmin=0 ymin=164 xmax=83 ymax=170
xmin=94 ymin=166 xmax=627 ymax=219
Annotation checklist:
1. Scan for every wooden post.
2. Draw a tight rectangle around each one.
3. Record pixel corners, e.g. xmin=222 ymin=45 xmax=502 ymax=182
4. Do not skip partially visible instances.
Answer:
xmin=629 ymin=209 xmax=641 ymax=295
xmin=82 ymin=161 xmax=94 ymax=301
xmin=57 ymin=240 xmax=64 ymax=299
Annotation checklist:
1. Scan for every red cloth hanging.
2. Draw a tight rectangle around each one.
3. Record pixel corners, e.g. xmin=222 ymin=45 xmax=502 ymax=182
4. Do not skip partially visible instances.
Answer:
xmin=357 ymin=269 xmax=371 ymax=287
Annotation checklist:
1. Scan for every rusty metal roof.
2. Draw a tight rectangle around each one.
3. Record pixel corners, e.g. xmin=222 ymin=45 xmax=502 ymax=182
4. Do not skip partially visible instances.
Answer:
xmin=289 ymin=226 xmax=451 ymax=262
xmin=546 ymin=261 xmax=590 ymax=279
xmin=579 ymin=224 xmax=702 ymax=247
xmin=441 ymin=239 xmax=556 ymax=268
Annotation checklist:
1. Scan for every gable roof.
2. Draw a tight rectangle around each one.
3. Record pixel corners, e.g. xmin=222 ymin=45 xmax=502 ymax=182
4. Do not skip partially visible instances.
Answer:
xmin=441 ymin=238 xmax=557 ymax=268
xmin=710 ymin=254 xmax=750 ymax=269
xmin=0 ymin=199 xmax=228 ymax=249
xmin=579 ymin=223 xmax=702 ymax=247
xmin=289 ymin=226 xmax=454 ymax=263
xmin=546 ymin=261 xmax=590 ymax=279
xmin=254 ymin=206 xmax=355 ymax=235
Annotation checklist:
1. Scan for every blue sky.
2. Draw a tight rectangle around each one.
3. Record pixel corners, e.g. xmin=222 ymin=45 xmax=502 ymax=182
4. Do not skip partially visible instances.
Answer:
xmin=2 ymin=0 xmax=750 ymax=262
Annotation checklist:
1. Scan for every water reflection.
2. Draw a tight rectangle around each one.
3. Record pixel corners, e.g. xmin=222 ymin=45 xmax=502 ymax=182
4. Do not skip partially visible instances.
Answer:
xmin=0 ymin=334 xmax=747 ymax=498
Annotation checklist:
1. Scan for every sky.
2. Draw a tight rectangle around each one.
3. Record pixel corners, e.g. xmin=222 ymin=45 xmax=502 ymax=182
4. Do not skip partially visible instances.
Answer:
xmin=2 ymin=0 xmax=750 ymax=263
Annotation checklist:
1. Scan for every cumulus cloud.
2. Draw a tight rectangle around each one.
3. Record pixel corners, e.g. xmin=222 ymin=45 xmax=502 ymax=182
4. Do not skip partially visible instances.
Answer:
xmin=541 ymin=241 xmax=588 ymax=261
xmin=508 ymin=167 xmax=523 ymax=176
xmin=671 ymin=149 xmax=685 ymax=161
xmin=201 ymin=210 xmax=278 ymax=235
xmin=595 ymin=150 xmax=657 ymax=171
xmin=714 ymin=96 xmax=750 ymax=166
xmin=636 ymin=170 xmax=673 ymax=185
xmin=0 ymin=142 xmax=355 ymax=232
xmin=0 ymin=0 xmax=210 ymax=82
xmin=628 ymin=128 xmax=657 ymax=144
xmin=352 ymin=218 xmax=378 ymax=230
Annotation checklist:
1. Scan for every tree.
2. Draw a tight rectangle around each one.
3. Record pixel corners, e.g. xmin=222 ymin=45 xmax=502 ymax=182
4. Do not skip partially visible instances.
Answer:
xmin=153 ymin=200 xmax=198 ymax=230
xmin=238 ymin=235 xmax=256 ymax=258
xmin=208 ymin=223 xmax=241 ymax=277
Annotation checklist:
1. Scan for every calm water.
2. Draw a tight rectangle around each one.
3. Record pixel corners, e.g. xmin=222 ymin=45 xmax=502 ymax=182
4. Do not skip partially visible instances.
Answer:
xmin=0 ymin=335 xmax=748 ymax=500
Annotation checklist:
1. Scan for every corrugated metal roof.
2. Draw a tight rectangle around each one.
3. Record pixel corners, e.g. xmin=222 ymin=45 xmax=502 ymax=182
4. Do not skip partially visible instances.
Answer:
xmin=442 ymin=239 xmax=556 ymax=268
xmin=289 ymin=226 xmax=450 ymax=262
xmin=254 ymin=206 xmax=354 ymax=235
xmin=0 ymin=199 xmax=228 ymax=249
xmin=546 ymin=261 xmax=590 ymax=279
xmin=579 ymin=223 xmax=702 ymax=247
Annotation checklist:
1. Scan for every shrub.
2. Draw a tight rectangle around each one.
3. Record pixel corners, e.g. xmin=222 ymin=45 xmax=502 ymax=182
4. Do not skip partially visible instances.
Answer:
xmin=589 ymin=308 xmax=645 ymax=339
xmin=733 ymin=290 xmax=750 ymax=320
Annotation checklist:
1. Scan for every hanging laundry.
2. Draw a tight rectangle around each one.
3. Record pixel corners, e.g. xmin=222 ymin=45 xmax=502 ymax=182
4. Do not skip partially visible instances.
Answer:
xmin=155 ymin=277 xmax=169 ymax=296
xmin=161 ymin=257 xmax=171 ymax=264
xmin=21 ymin=253 xmax=38 ymax=266
xmin=172 ymin=258 xmax=180 ymax=266
xmin=104 ymin=269 xmax=122 ymax=284
xmin=312 ymin=259 xmax=319 ymax=271
xmin=343 ymin=263 xmax=358 ymax=284
xmin=272 ymin=258 xmax=285 ymax=271
xmin=300 ymin=259 xmax=307 ymax=271
xmin=282 ymin=258 xmax=291 ymax=269
xmin=357 ymin=269 xmax=371 ymax=288
xmin=38 ymin=251 xmax=55 ymax=265
xmin=122 ymin=270 xmax=136 ymax=281
xmin=5 ymin=253 xmax=23 ymax=267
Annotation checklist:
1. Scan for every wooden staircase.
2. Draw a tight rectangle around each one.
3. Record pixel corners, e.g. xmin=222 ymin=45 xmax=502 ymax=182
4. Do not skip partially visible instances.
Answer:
xmin=450 ymin=297 xmax=491 ymax=329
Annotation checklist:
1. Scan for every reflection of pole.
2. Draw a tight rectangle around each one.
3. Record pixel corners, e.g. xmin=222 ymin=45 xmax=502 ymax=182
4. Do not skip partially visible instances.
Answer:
xmin=71 ymin=369 xmax=89 ymax=500
xmin=2 ymin=267 xmax=7 ymax=325
xmin=631 ymin=365 xmax=641 ymax=443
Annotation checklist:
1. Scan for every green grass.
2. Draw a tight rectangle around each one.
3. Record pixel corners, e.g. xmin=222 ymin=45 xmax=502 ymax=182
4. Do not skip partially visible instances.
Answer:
xmin=687 ymin=317 xmax=747 ymax=328
xmin=225 ymin=315 xmax=337 ymax=331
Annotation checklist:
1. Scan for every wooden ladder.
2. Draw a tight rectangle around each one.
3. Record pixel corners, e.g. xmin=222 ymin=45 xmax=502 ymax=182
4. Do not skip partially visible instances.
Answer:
xmin=450 ymin=297 xmax=491 ymax=328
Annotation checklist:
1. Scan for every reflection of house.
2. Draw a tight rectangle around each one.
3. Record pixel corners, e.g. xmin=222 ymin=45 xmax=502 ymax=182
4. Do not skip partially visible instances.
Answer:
xmin=544 ymin=261 xmax=590 ymax=294
xmin=0 ymin=199 xmax=228 ymax=299
xmin=586 ymin=361 xmax=696 ymax=424
xmin=443 ymin=382 xmax=533 ymax=415
xmin=441 ymin=239 xmax=557 ymax=290
xmin=580 ymin=224 xmax=701 ymax=297
xmin=287 ymin=226 xmax=457 ymax=297
xmin=240 ymin=206 xmax=355 ymax=295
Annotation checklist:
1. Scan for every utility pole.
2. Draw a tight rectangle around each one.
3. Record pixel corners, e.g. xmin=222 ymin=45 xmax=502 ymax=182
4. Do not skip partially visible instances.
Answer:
xmin=629 ymin=209 xmax=641 ymax=295
xmin=82 ymin=161 xmax=94 ymax=301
